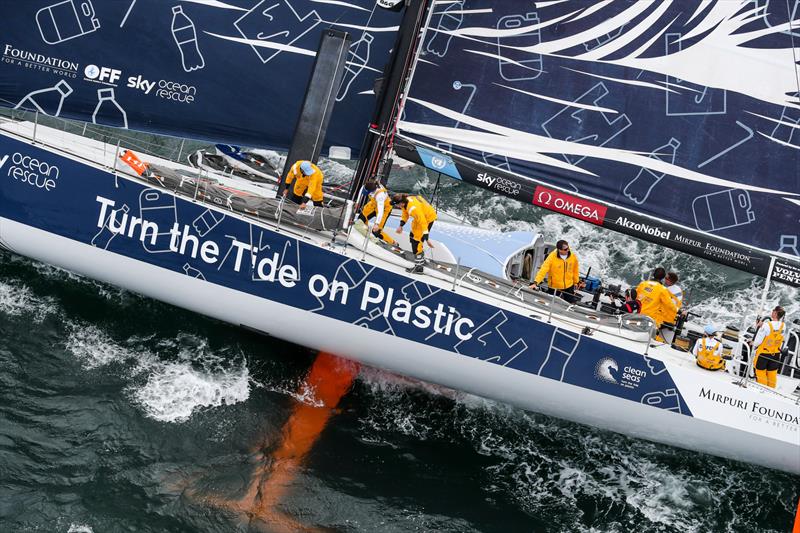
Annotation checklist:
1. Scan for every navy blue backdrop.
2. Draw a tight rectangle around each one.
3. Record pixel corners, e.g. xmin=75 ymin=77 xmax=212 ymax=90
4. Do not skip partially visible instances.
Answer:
xmin=0 ymin=0 xmax=402 ymax=153
xmin=399 ymin=1 xmax=800 ymax=259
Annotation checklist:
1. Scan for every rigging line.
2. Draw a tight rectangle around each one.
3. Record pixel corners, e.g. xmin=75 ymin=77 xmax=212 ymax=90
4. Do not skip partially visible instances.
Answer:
xmin=788 ymin=0 xmax=800 ymax=104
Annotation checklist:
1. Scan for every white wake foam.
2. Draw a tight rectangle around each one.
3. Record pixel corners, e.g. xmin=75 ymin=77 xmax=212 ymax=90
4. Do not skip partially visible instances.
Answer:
xmin=64 ymin=326 xmax=251 ymax=423
xmin=0 ymin=279 xmax=57 ymax=321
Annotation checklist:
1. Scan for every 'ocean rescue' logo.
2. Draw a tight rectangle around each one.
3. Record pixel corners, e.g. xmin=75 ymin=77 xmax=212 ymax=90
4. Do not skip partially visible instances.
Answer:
xmin=0 ymin=152 xmax=59 ymax=191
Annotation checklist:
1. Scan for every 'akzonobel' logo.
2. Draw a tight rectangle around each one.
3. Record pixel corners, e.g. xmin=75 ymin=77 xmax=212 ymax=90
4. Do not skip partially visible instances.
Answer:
xmin=2 ymin=152 xmax=59 ymax=191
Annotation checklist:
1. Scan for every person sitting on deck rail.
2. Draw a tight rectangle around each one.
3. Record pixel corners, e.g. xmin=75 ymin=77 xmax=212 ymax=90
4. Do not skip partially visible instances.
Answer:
xmin=636 ymin=267 xmax=677 ymax=329
xmin=694 ymin=324 xmax=725 ymax=371
xmin=283 ymin=160 xmax=324 ymax=209
xmin=529 ymin=240 xmax=584 ymax=301
xmin=749 ymin=306 xmax=786 ymax=388
xmin=392 ymin=193 xmax=437 ymax=274
xmin=358 ymin=178 xmax=396 ymax=246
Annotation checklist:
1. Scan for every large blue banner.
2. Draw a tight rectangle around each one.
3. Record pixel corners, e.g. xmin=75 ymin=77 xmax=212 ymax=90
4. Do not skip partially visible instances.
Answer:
xmin=399 ymin=1 xmax=800 ymax=258
xmin=0 ymin=0 xmax=402 ymax=153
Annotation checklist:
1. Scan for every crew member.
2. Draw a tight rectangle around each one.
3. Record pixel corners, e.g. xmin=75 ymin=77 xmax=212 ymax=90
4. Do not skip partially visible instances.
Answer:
xmin=529 ymin=240 xmax=584 ymax=299
xmin=393 ymin=193 xmax=437 ymax=274
xmin=358 ymin=178 xmax=395 ymax=245
xmin=622 ymin=288 xmax=641 ymax=314
xmin=694 ymin=324 xmax=724 ymax=370
xmin=750 ymin=306 xmax=786 ymax=388
xmin=636 ymin=267 xmax=677 ymax=329
xmin=283 ymin=160 xmax=324 ymax=208
xmin=664 ymin=271 xmax=684 ymax=323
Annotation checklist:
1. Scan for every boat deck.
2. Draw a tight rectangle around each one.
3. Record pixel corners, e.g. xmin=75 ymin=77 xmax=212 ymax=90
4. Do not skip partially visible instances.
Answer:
xmin=2 ymin=117 xmax=797 ymax=406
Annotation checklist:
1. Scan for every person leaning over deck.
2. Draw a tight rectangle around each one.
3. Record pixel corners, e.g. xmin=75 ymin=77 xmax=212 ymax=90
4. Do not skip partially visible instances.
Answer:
xmin=636 ymin=267 xmax=677 ymax=329
xmin=282 ymin=160 xmax=324 ymax=209
xmin=529 ymin=240 xmax=584 ymax=297
xmin=694 ymin=324 xmax=724 ymax=370
xmin=392 ymin=193 xmax=437 ymax=274
xmin=358 ymin=178 xmax=396 ymax=246
xmin=749 ymin=305 xmax=786 ymax=388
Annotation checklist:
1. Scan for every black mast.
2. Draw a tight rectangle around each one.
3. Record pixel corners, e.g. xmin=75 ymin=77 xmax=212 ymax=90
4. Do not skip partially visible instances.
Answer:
xmin=348 ymin=0 xmax=431 ymax=201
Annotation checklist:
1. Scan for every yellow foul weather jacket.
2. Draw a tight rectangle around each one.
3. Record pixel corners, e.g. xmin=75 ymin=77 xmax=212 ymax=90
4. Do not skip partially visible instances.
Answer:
xmin=635 ymin=280 xmax=677 ymax=328
xmin=534 ymin=250 xmax=580 ymax=290
xmin=285 ymin=161 xmax=324 ymax=202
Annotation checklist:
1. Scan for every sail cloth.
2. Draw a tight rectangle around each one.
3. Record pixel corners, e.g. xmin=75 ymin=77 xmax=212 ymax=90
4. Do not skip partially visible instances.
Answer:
xmin=0 ymin=0 xmax=403 ymax=153
xmin=396 ymin=1 xmax=800 ymax=284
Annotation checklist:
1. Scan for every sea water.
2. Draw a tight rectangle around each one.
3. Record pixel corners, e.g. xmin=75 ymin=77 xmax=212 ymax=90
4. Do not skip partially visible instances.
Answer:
xmin=0 ymin=156 xmax=797 ymax=532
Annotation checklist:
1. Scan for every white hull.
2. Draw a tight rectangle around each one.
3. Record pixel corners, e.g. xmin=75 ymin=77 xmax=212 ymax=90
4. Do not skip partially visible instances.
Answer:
xmin=1 ymin=218 xmax=797 ymax=474
xmin=0 ymin=122 xmax=797 ymax=475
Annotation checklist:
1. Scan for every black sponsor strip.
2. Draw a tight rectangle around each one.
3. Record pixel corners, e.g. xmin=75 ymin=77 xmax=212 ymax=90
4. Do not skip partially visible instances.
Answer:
xmin=394 ymin=139 xmax=800 ymax=286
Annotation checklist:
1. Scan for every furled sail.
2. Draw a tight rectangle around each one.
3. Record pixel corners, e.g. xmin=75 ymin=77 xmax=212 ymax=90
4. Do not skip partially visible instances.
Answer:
xmin=396 ymin=0 xmax=800 ymax=286
xmin=0 ymin=0 xmax=403 ymax=153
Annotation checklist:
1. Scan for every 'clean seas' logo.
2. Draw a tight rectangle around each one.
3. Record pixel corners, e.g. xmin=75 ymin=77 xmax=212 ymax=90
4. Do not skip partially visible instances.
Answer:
xmin=594 ymin=357 xmax=647 ymax=389
xmin=595 ymin=357 xmax=618 ymax=384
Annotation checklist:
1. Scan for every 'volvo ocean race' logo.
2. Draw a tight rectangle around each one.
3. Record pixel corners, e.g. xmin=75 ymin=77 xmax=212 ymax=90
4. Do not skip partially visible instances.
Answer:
xmin=533 ymin=185 xmax=607 ymax=225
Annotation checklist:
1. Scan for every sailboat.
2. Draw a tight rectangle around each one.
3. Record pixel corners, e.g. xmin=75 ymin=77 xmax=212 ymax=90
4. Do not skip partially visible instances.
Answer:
xmin=0 ymin=1 xmax=798 ymax=475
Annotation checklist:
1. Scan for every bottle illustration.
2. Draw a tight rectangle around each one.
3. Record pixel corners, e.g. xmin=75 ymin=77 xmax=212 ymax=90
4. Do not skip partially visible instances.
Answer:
xmin=691 ymin=188 xmax=754 ymax=233
xmin=770 ymin=106 xmax=800 ymax=144
xmin=640 ymin=389 xmax=682 ymax=413
xmin=537 ymin=328 xmax=581 ymax=381
xmin=92 ymin=88 xmax=128 ymax=129
xmin=139 ymin=189 xmax=178 ymax=253
xmin=91 ymin=204 xmax=130 ymax=249
xmin=496 ymin=12 xmax=542 ymax=81
xmin=182 ymin=263 xmax=206 ymax=280
xmin=425 ymin=0 xmax=464 ymax=58
xmin=36 ymin=0 xmax=100 ymax=45
xmin=778 ymin=235 xmax=800 ymax=257
xmin=191 ymin=208 xmax=225 ymax=237
xmin=336 ymin=33 xmax=373 ymax=102
xmin=171 ymin=6 xmax=205 ymax=72
xmin=623 ymin=137 xmax=680 ymax=205
xmin=14 ymin=80 xmax=73 ymax=117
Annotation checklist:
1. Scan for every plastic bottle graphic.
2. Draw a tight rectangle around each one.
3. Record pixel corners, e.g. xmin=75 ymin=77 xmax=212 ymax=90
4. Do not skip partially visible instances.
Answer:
xmin=171 ymin=6 xmax=205 ymax=72
xmin=537 ymin=328 xmax=581 ymax=381
xmin=183 ymin=263 xmax=206 ymax=280
xmin=496 ymin=12 xmax=542 ymax=81
xmin=36 ymin=0 xmax=100 ymax=45
xmin=778 ymin=235 xmax=800 ymax=256
xmin=336 ymin=33 xmax=373 ymax=102
xmin=191 ymin=208 xmax=225 ymax=237
xmin=623 ymin=138 xmax=680 ymax=205
xmin=92 ymin=88 xmax=128 ymax=129
xmin=14 ymin=80 xmax=73 ymax=117
xmin=91 ymin=204 xmax=130 ymax=249
xmin=425 ymin=1 xmax=464 ymax=58
xmin=691 ymin=188 xmax=754 ymax=232
xmin=770 ymin=107 xmax=800 ymax=144
xmin=640 ymin=389 xmax=682 ymax=413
